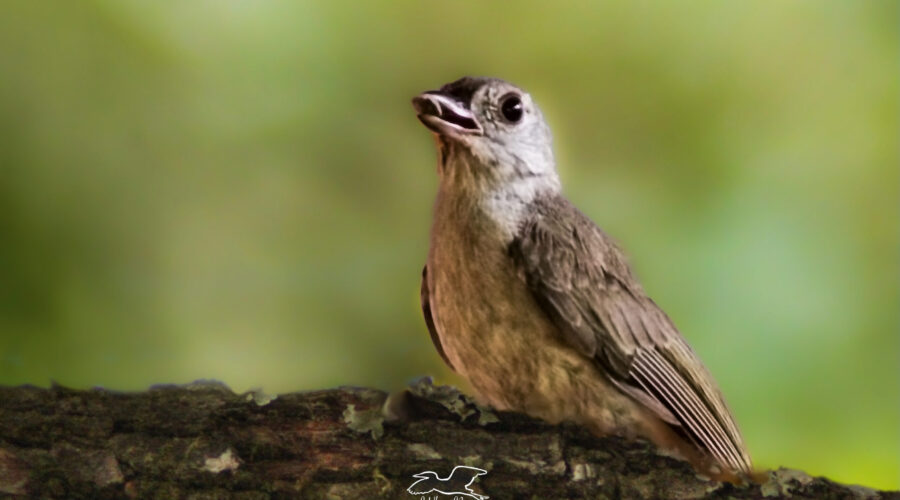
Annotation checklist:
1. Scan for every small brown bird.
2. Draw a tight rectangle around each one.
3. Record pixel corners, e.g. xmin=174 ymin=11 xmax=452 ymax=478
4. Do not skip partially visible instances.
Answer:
xmin=412 ymin=76 xmax=752 ymax=476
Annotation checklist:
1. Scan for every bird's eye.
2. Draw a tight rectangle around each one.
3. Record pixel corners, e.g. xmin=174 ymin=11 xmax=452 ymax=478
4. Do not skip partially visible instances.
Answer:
xmin=499 ymin=93 xmax=523 ymax=123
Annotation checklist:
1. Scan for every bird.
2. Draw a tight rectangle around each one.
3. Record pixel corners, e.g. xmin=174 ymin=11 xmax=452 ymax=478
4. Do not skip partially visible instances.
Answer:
xmin=407 ymin=465 xmax=489 ymax=500
xmin=411 ymin=76 xmax=752 ymax=478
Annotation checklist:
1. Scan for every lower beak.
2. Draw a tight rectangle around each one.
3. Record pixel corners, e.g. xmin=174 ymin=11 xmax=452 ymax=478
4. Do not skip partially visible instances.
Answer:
xmin=412 ymin=92 xmax=483 ymax=136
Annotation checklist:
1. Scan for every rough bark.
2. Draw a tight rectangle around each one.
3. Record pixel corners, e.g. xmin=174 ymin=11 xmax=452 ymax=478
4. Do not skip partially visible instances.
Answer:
xmin=0 ymin=378 xmax=893 ymax=499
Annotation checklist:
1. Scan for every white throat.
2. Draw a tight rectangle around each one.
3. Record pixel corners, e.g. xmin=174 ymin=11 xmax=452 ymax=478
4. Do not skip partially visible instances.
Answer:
xmin=437 ymin=141 xmax=560 ymax=240
xmin=481 ymin=174 xmax=560 ymax=240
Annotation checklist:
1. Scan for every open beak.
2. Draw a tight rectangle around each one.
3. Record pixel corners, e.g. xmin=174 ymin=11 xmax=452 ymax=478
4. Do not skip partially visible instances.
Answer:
xmin=412 ymin=91 xmax=483 ymax=136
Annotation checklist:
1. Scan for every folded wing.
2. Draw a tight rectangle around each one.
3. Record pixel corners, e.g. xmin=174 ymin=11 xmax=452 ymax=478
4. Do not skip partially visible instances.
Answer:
xmin=508 ymin=195 xmax=751 ymax=473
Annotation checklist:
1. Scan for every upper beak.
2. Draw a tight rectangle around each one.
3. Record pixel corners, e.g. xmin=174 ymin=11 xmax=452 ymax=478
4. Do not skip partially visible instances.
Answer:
xmin=411 ymin=91 xmax=483 ymax=136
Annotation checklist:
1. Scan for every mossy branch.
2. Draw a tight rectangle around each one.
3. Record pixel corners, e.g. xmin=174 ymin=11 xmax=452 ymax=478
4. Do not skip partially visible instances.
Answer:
xmin=0 ymin=379 xmax=893 ymax=499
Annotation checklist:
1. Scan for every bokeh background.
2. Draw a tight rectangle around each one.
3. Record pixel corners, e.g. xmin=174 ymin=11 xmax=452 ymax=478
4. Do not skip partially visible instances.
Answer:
xmin=1 ymin=0 xmax=897 ymax=489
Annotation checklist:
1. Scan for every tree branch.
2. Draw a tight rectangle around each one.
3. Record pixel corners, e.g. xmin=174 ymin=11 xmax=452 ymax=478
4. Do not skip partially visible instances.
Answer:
xmin=0 ymin=379 xmax=893 ymax=499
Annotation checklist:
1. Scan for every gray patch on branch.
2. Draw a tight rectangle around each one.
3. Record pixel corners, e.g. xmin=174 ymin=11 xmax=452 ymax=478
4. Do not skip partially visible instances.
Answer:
xmin=343 ymin=404 xmax=385 ymax=440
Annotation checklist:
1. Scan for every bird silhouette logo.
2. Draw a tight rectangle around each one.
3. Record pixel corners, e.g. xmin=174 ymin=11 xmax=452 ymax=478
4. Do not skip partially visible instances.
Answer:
xmin=406 ymin=465 xmax=489 ymax=499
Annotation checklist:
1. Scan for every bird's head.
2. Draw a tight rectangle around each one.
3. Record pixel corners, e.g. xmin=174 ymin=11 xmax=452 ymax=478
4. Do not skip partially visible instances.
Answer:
xmin=411 ymin=471 xmax=439 ymax=480
xmin=412 ymin=76 xmax=558 ymax=191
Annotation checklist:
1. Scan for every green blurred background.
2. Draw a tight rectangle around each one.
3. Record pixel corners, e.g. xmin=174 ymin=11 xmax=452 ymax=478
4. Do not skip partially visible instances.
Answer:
xmin=0 ymin=0 xmax=896 ymax=490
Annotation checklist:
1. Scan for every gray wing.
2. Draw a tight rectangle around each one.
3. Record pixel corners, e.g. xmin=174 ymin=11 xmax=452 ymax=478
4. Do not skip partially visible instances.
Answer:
xmin=508 ymin=195 xmax=751 ymax=473
xmin=421 ymin=266 xmax=456 ymax=372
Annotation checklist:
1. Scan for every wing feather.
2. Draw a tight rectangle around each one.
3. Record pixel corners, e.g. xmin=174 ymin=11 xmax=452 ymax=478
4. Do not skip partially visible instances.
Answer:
xmin=421 ymin=266 xmax=456 ymax=372
xmin=633 ymin=349 xmax=738 ymax=470
xmin=509 ymin=195 xmax=751 ymax=473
